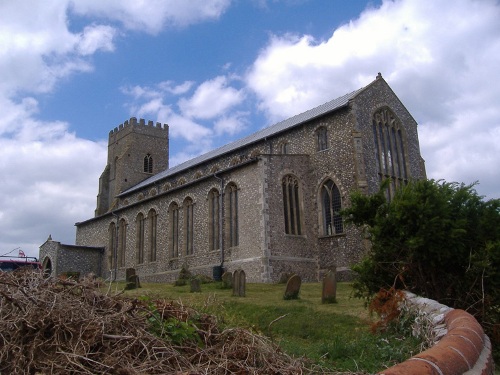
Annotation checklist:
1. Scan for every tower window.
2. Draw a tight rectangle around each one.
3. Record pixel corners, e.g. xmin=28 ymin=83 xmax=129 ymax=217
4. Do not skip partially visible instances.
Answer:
xmin=144 ymin=154 xmax=153 ymax=173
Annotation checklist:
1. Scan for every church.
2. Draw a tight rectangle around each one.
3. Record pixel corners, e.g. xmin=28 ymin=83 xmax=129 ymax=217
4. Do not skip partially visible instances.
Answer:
xmin=39 ymin=74 xmax=426 ymax=283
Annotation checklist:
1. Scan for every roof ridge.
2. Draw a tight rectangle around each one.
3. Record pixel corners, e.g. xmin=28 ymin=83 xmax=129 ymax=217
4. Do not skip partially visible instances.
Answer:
xmin=120 ymin=85 xmax=366 ymax=196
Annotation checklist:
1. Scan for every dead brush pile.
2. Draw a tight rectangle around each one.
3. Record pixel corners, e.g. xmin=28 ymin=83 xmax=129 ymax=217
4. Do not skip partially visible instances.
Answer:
xmin=0 ymin=270 xmax=306 ymax=374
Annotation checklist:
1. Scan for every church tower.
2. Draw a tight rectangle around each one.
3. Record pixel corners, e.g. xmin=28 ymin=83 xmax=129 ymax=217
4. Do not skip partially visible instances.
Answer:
xmin=95 ymin=117 xmax=169 ymax=216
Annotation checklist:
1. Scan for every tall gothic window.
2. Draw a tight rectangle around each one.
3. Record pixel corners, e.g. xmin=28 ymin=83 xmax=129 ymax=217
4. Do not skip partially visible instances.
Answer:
xmin=372 ymin=108 xmax=409 ymax=198
xmin=118 ymin=219 xmax=127 ymax=267
xmin=148 ymin=209 xmax=157 ymax=262
xmin=144 ymin=153 xmax=153 ymax=173
xmin=316 ymin=126 xmax=328 ymax=151
xmin=208 ymin=189 xmax=220 ymax=251
xmin=282 ymin=175 xmax=302 ymax=235
xmin=136 ymin=213 xmax=145 ymax=264
xmin=169 ymin=202 xmax=179 ymax=258
xmin=184 ymin=197 xmax=194 ymax=256
xmin=108 ymin=222 xmax=116 ymax=269
xmin=321 ymin=180 xmax=343 ymax=236
xmin=225 ymin=183 xmax=239 ymax=247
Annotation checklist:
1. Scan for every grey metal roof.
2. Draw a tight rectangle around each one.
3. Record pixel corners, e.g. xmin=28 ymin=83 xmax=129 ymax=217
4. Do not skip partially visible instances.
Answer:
xmin=120 ymin=86 xmax=364 ymax=196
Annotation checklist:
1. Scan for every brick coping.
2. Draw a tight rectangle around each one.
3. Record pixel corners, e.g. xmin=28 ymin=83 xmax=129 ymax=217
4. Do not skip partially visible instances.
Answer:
xmin=378 ymin=292 xmax=495 ymax=375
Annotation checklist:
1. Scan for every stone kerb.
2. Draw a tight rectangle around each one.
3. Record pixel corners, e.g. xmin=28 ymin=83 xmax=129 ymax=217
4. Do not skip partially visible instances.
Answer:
xmin=378 ymin=292 xmax=495 ymax=375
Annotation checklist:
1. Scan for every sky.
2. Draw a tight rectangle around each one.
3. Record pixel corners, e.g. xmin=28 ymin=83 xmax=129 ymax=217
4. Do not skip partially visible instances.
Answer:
xmin=1 ymin=0 xmax=499 ymax=258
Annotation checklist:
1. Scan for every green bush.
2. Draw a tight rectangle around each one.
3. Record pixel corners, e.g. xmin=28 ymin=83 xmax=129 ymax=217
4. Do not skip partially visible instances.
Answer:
xmin=343 ymin=179 xmax=500 ymax=361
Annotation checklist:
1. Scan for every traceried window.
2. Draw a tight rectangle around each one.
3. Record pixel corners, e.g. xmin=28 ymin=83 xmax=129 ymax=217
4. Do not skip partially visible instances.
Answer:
xmin=143 ymin=153 xmax=153 ymax=173
xmin=108 ymin=222 xmax=116 ymax=269
xmin=282 ymin=175 xmax=303 ymax=235
xmin=225 ymin=183 xmax=239 ymax=247
xmin=118 ymin=219 xmax=127 ymax=267
xmin=320 ymin=180 xmax=343 ymax=236
xmin=148 ymin=209 xmax=157 ymax=262
xmin=184 ymin=197 xmax=194 ymax=256
xmin=208 ymin=189 xmax=220 ymax=251
xmin=136 ymin=213 xmax=145 ymax=264
xmin=372 ymin=108 xmax=409 ymax=198
xmin=169 ymin=202 xmax=179 ymax=258
xmin=316 ymin=126 xmax=328 ymax=151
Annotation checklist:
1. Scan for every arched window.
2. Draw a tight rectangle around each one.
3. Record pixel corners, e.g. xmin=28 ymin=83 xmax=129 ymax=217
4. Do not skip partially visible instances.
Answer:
xmin=208 ymin=189 xmax=220 ymax=251
xmin=118 ymin=219 xmax=127 ymax=267
xmin=169 ymin=202 xmax=179 ymax=258
xmin=316 ymin=126 xmax=328 ymax=151
xmin=143 ymin=153 xmax=153 ymax=173
xmin=225 ymin=183 xmax=239 ymax=247
xmin=136 ymin=213 xmax=145 ymax=264
xmin=279 ymin=141 xmax=289 ymax=154
xmin=108 ymin=222 xmax=116 ymax=269
xmin=184 ymin=198 xmax=194 ymax=256
xmin=372 ymin=108 xmax=409 ymax=198
xmin=148 ymin=209 xmax=157 ymax=262
xmin=282 ymin=175 xmax=302 ymax=235
xmin=320 ymin=180 xmax=343 ymax=236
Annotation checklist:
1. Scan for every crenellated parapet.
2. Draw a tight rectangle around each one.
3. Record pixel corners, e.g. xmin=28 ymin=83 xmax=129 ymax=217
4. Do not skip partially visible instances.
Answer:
xmin=109 ymin=117 xmax=168 ymax=141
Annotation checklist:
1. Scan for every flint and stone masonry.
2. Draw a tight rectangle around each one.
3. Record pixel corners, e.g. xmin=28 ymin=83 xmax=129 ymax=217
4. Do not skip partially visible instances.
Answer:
xmin=39 ymin=74 xmax=426 ymax=283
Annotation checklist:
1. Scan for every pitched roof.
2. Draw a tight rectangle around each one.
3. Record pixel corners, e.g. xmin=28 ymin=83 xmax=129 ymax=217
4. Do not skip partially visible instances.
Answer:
xmin=120 ymin=86 xmax=364 ymax=196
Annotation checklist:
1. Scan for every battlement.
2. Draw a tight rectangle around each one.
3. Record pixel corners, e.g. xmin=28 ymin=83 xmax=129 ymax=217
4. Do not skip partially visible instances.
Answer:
xmin=109 ymin=117 xmax=168 ymax=137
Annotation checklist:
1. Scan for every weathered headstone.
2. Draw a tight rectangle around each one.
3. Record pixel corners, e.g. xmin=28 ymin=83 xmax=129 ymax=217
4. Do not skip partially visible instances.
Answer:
xmin=125 ymin=268 xmax=136 ymax=282
xmin=190 ymin=278 xmax=201 ymax=293
xmin=283 ymin=274 xmax=301 ymax=300
xmin=221 ymin=271 xmax=233 ymax=289
xmin=322 ymin=269 xmax=337 ymax=304
xmin=232 ymin=269 xmax=246 ymax=297
xmin=125 ymin=268 xmax=140 ymax=290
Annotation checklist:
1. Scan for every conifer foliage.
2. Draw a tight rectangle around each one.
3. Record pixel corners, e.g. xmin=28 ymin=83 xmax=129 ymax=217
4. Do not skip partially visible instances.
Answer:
xmin=344 ymin=179 xmax=500 ymax=356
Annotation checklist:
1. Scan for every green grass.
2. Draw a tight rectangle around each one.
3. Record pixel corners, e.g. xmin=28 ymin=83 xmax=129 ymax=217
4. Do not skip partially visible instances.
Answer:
xmin=113 ymin=281 xmax=422 ymax=373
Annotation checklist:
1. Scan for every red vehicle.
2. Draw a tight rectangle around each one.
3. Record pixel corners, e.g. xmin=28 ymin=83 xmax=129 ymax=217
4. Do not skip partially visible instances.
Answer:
xmin=0 ymin=255 xmax=42 ymax=272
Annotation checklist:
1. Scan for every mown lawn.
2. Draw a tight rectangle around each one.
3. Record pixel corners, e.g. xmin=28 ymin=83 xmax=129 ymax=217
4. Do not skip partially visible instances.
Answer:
xmin=115 ymin=281 xmax=422 ymax=373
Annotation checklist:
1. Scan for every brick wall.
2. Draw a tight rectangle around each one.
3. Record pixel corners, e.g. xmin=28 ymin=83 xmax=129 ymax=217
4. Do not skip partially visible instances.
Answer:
xmin=379 ymin=293 xmax=495 ymax=375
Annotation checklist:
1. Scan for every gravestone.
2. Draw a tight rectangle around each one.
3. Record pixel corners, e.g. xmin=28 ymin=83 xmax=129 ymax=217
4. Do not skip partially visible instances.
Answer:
xmin=322 ymin=269 xmax=337 ymax=304
xmin=190 ymin=278 xmax=201 ymax=293
xmin=125 ymin=268 xmax=140 ymax=290
xmin=221 ymin=271 xmax=233 ymax=289
xmin=232 ymin=269 xmax=246 ymax=297
xmin=283 ymin=274 xmax=301 ymax=300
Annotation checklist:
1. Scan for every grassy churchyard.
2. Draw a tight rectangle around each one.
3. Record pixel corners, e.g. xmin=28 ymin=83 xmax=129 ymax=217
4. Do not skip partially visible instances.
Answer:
xmin=117 ymin=280 xmax=424 ymax=373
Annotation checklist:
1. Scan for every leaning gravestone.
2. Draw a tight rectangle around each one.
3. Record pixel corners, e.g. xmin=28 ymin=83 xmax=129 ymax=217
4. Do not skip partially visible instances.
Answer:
xmin=232 ymin=269 xmax=246 ymax=297
xmin=221 ymin=271 xmax=233 ymax=289
xmin=322 ymin=269 xmax=337 ymax=304
xmin=283 ymin=274 xmax=301 ymax=300
xmin=126 ymin=268 xmax=136 ymax=282
xmin=190 ymin=278 xmax=201 ymax=293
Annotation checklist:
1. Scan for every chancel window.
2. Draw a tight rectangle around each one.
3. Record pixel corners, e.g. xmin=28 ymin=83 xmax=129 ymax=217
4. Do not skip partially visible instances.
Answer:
xmin=148 ymin=209 xmax=157 ymax=262
xmin=321 ymin=180 xmax=343 ymax=236
xmin=136 ymin=213 xmax=145 ymax=264
xmin=208 ymin=189 xmax=220 ymax=251
xmin=144 ymin=154 xmax=153 ymax=173
xmin=184 ymin=198 xmax=194 ymax=256
xmin=282 ymin=175 xmax=303 ymax=235
xmin=169 ymin=202 xmax=179 ymax=258
xmin=372 ymin=108 xmax=409 ymax=198
xmin=108 ymin=222 xmax=116 ymax=269
xmin=225 ymin=183 xmax=239 ymax=247
xmin=316 ymin=126 xmax=328 ymax=151
xmin=118 ymin=219 xmax=127 ymax=267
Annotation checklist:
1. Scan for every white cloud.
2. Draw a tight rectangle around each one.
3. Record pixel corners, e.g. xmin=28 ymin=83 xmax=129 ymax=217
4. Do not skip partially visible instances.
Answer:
xmin=77 ymin=24 xmax=116 ymax=55
xmin=246 ymin=0 xmax=500 ymax=198
xmin=178 ymin=76 xmax=245 ymax=120
xmin=69 ymin=0 xmax=232 ymax=34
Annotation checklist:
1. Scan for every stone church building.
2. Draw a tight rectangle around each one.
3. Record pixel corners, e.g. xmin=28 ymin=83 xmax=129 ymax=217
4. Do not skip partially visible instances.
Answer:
xmin=39 ymin=74 xmax=426 ymax=283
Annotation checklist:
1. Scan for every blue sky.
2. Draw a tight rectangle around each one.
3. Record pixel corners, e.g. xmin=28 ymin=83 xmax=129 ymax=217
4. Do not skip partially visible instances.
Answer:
xmin=1 ymin=0 xmax=499 ymax=258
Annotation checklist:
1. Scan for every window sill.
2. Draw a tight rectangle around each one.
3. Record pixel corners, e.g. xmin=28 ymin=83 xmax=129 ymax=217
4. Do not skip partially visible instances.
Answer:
xmin=318 ymin=233 xmax=345 ymax=239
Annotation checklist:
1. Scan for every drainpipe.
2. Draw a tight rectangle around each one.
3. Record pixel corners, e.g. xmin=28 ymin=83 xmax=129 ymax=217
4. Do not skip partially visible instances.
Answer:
xmin=213 ymin=173 xmax=224 ymax=268
xmin=111 ymin=211 xmax=119 ymax=281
